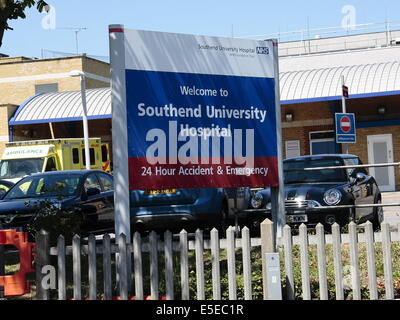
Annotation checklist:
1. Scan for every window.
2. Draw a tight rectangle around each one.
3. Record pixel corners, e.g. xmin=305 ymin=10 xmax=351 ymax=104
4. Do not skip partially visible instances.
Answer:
xmin=284 ymin=158 xmax=347 ymax=183
xmin=101 ymin=145 xmax=108 ymax=162
xmin=0 ymin=161 xmax=9 ymax=177
xmin=6 ymin=180 xmax=33 ymax=198
xmin=82 ymin=148 xmax=95 ymax=166
xmin=285 ymin=140 xmax=300 ymax=159
xmin=4 ymin=174 xmax=81 ymax=199
xmin=98 ymin=173 xmax=113 ymax=191
xmin=0 ymin=158 xmax=45 ymax=178
xmin=72 ymin=148 xmax=79 ymax=164
xmin=309 ymin=131 xmax=337 ymax=155
xmin=45 ymin=157 xmax=57 ymax=171
xmin=84 ymin=174 xmax=101 ymax=193
xmin=344 ymin=157 xmax=368 ymax=176
xmin=35 ymin=83 xmax=59 ymax=94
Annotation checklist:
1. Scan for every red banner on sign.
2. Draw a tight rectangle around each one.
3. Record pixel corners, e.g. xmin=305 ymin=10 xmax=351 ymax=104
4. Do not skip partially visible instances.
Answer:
xmin=128 ymin=157 xmax=278 ymax=189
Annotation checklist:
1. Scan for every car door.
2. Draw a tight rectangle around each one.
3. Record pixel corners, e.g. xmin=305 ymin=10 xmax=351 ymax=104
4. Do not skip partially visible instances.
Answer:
xmin=96 ymin=172 xmax=115 ymax=231
xmin=81 ymin=173 xmax=107 ymax=233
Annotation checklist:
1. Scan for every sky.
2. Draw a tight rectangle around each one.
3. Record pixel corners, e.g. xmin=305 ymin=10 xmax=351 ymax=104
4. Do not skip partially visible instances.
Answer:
xmin=2 ymin=0 xmax=400 ymax=59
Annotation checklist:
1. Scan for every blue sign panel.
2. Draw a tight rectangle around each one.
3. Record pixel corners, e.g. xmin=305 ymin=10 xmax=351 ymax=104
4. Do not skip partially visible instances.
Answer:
xmin=125 ymin=70 xmax=278 ymax=189
xmin=110 ymin=29 xmax=280 ymax=190
xmin=335 ymin=113 xmax=356 ymax=143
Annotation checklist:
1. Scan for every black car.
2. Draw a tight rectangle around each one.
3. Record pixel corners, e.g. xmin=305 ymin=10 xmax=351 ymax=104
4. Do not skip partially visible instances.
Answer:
xmin=241 ymin=154 xmax=383 ymax=231
xmin=0 ymin=179 xmax=14 ymax=196
xmin=0 ymin=170 xmax=114 ymax=235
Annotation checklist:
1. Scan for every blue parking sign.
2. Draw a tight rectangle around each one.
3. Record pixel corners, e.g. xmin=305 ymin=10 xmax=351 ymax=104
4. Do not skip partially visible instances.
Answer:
xmin=335 ymin=113 xmax=356 ymax=143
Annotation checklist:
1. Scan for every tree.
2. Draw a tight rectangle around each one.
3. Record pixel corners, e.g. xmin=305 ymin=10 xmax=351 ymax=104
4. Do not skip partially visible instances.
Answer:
xmin=0 ymin=0 xmax=47 ymax=48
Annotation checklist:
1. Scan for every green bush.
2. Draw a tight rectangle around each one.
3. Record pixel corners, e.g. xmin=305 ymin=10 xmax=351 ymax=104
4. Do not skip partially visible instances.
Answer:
xmin=27 ymin=200 xmax=82 ymax=245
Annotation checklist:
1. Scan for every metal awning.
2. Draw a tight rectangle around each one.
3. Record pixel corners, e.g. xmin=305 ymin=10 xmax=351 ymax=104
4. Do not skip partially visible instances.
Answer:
xmin=9 ymin=60 xmax=400 ymax=126
xmin=9 ymin=87 xmax=111 ymax=125
xmin=280 ymin=61 xmax=400 ymax=103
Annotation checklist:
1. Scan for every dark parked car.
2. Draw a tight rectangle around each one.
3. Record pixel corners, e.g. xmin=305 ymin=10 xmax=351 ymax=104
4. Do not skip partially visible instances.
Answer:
xmin=242 ymin=154 xmax=383 ymax=231
xmin=0 ymin=170 xmax=114 ymax=234
xmin=130 ymin=187 xmax=250 ymax=233
xmin=0 ymin=179 xmax=14 ymax=196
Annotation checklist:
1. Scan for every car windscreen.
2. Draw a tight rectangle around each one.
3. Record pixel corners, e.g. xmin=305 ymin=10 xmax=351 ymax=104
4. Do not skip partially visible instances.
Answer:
xmin=283 ymin=158 xmax=348 ymax=184
xmin=4 ymin=174 xmax=81 ymax=200
xmin=0 ymin=158 xmax=45 ymax=179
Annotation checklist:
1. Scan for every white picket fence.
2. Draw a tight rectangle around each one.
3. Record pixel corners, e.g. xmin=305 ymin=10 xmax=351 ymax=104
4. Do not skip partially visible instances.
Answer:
xmin=282 ymin=221 xmax=400 ymax=300
xmin=36 ymin=220 xmax=400 ymax=300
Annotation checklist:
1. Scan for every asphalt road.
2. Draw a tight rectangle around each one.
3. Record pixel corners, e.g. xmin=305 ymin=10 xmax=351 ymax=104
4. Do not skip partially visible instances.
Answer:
xmin=382 ymin=191 xmax=400 ymax=231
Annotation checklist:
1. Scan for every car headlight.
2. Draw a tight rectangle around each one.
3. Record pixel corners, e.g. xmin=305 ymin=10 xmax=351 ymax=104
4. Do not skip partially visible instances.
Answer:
xmin=251 ymin=192 xmax=264 ymax=209
xmin=323 ymin=189 xmax=342 ymax=206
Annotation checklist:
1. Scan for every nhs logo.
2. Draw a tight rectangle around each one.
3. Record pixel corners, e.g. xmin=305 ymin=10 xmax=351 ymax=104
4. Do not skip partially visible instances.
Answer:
xmin=256 ymin=47 xmax=269 ymax=55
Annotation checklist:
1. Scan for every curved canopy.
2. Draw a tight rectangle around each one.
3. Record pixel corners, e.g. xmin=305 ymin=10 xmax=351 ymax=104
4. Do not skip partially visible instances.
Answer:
xmin=9 ymin=61 xmax=400 ymax=126
xmin=280 ymin=61 xmax=400 ymax=102
xmin=9 ymin=87 xmax=111 ymax=125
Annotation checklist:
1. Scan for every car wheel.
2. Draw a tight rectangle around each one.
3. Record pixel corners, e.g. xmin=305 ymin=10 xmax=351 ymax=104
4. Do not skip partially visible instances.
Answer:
xmin=371 ymin=198 xmax=384 ymax=231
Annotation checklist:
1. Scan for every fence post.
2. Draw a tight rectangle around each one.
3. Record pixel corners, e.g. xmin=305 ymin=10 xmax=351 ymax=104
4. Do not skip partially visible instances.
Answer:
xmin=195 ymin=229 xmax=205 ymax=300
xmin=72 ymin=234 xmax=81 ymax=300
xmin=149 ymin=231 xmax=159 ymax=300
xmin=381 ymin=222 xmax=394 ymax=300
xmin=349 ymin=221 xmax=361 ymax=300
xmin=118 ymin=233 xmax=128 ymax=300
xmin=331 ymin=223 xmax=344 ymax=300
xmin=133 ymin=232 xmax=144 ymax=300
xmin=241 ymin=226 xmax=252 ymax=300
xmin=102 ymin=233 xmax=112 ymax=300
xmin=260 ymin=219 xmax=276 ymax=300
xmin=164 ymin=230 xmax=174 ymax=300
xmin=316 ymin=223 xmax=328 ymax=300
xmin=299 ymin=223 xmax=311 ymax=300
xmin=210 ymin=228 xmax=221 ymax=300
xmin=180 ymin=230 xmax=189 ymax=300
xmin=57 ymin=235 xmax=66 ymax=300
xmin=365 ymin=221 xmax=378 ymax=300
xmin=283 ymin=224 xmax=294 ymax=300
xmin=226 ymin=226 xmax=237 ymax=300
xmin=88 ymin=234 xmax=97 ymax=300
xmin=35 ymin=229 xmax=50 ymax=300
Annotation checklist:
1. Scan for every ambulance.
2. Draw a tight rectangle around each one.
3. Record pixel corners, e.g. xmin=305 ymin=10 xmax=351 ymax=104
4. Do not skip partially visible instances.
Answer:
xmin=0 ymin=138 xmax=111 ymax=183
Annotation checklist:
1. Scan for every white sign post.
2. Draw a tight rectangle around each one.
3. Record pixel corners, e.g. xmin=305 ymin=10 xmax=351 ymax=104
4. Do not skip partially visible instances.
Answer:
xmin=109 ymin=25 xmax=130 ymax=241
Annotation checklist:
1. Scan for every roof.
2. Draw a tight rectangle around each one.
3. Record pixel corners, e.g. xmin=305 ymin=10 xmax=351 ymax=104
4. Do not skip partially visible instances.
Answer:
xmin=280 ymin=61 xmax=400 ymax=103
xmin=277 ymin=30 xmax=400 ymax=57
xmin=9 ymin=59 xmax=400 ymax=125
xmin=9 ymin=87 xmax=111 ymax=125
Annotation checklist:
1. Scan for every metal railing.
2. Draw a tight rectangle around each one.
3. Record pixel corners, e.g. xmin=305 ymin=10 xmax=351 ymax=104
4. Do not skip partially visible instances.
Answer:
xmin=251 ymin=161 xmax=400 ymax=212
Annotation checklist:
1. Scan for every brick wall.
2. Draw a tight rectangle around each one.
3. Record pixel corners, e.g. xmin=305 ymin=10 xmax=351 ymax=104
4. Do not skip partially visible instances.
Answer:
xmin=281 ymin=101 xmax=334 ymax=158
xmin=282 ymin=101 xmax=332 ymax=122
xmin=0 ymin=56 xmax=110 ymax=157
xmin=0 ymin=104 xmax=18 ymax=156
xmin=0 ymin=56 xmax=110 ymax=106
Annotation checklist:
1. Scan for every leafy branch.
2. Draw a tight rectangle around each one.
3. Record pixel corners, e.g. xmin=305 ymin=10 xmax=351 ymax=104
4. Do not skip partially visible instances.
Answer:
xmin=0 ymin=0 xmax=48 ymax=47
